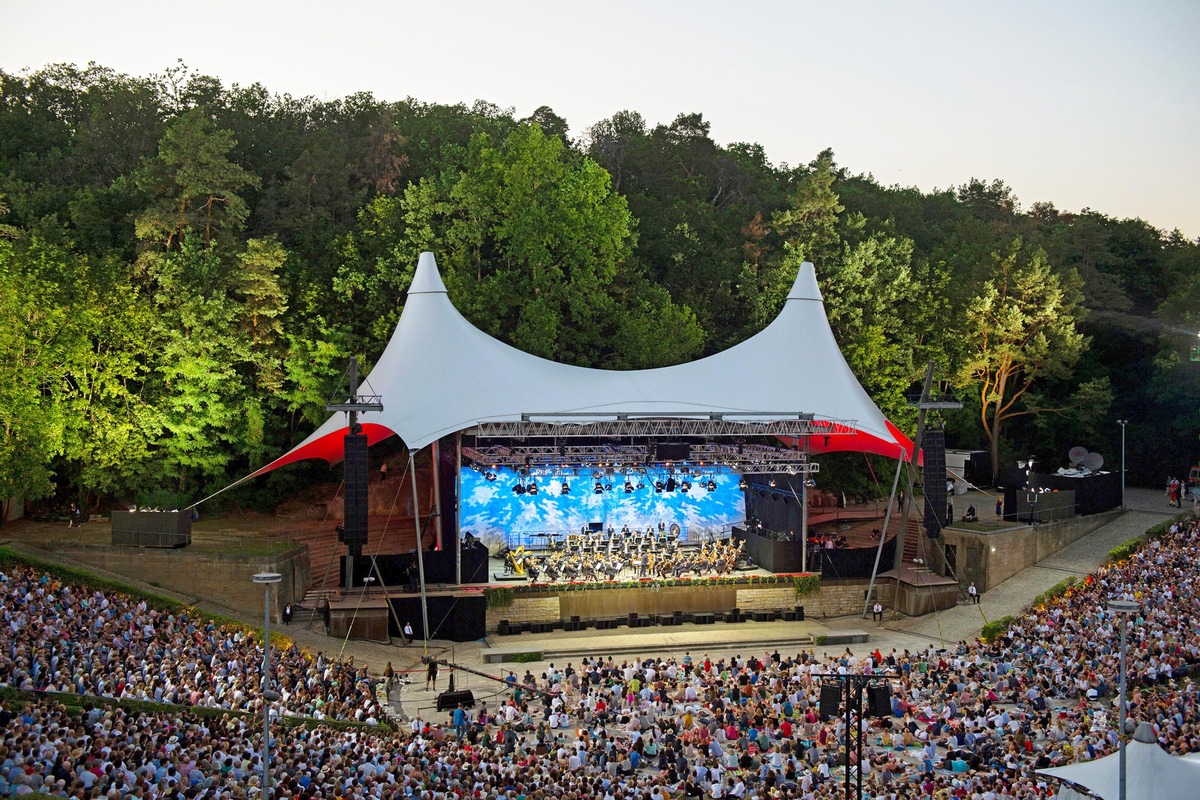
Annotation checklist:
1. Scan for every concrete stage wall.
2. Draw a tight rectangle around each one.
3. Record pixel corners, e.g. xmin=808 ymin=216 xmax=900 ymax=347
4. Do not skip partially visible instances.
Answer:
xmin=485 ymin=578 xmax=895 ymax=633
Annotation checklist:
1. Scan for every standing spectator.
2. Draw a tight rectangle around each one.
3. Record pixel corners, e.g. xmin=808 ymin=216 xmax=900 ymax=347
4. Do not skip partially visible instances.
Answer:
xmin=380 ymin=461 xmax=388 ymax=482
xmin=67 ymin=503 xmax=81 ymax=528
xmin=426 ymin=658 xmax=439 ymax=690
xmin=995 ymin=497 xmax=1004 ymax=519
xmin=282 ymin=603 xmax=292 ymax=625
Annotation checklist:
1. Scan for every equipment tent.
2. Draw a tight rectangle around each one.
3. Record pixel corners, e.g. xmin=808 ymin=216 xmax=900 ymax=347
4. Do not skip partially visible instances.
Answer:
xmin=1041 ymin=722 xmax=1200 ymax=800
xmin=252 ymin=252 xmax=913 ymax=476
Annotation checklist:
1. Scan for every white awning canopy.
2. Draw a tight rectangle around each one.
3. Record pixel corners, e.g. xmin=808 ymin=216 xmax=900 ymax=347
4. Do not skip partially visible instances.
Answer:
xmin=254 ymin=252 xmax=909 ymax=475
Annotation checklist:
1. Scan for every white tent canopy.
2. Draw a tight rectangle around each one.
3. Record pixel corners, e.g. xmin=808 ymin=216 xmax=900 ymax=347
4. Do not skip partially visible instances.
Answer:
xmin=255 ymin=252 xmax=906 ymax=475
xmin=1041 ymin=722 xmax=1200 ymax=800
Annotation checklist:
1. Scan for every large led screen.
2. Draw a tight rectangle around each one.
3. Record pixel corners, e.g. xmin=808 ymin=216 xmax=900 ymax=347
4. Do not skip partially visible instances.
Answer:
xmin=460 ymin=467 xmax=746 ymax=552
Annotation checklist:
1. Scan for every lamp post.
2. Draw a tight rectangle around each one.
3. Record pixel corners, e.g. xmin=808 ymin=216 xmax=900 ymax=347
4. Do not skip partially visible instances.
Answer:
xmin=1108 ymin=598 xmax=1139 ymax=800
xmin=253 ymin=572 xmax=283 ymax=800
xmin=1117 ymin=420 xmax=1128 ymax=508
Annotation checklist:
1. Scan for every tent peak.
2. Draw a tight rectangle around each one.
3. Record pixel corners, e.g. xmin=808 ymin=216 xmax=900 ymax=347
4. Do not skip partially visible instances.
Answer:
xmin=409 ymin=251 xmax=448 ymax=295
xmin=1133 ymin=721 xmax=1156 ymax=743
xmin=787 ymin=261 xmax=823 ymax=302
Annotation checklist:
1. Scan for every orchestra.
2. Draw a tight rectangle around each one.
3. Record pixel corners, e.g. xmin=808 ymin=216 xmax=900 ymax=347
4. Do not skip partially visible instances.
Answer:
xmin=500 ymin=523 xmax=746 ymax=583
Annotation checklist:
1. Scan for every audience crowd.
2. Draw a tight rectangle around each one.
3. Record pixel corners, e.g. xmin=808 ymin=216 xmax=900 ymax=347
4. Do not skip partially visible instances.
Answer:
xmin=0 ymin=514 xmax=1196 ymax=799
xmin=0 ymin=566 xmax=380 ymax=723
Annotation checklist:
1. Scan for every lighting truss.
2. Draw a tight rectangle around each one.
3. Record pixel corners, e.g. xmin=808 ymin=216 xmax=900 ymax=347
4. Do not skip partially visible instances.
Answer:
xmin=467 ymin=414 xmax=857 ymax=440
xmin=463 ymin=443 xmax=824 ymax=474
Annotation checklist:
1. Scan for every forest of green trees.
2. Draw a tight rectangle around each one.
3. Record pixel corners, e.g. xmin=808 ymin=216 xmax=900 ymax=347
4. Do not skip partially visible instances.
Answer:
xmin=1 ymin=62 xmax=1197 ymax=516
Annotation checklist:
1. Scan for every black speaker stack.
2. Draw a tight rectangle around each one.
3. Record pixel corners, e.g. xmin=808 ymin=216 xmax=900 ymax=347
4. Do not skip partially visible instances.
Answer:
xmin=819 ymin=684 xmax=842 ymax=720
xmin=867 ymin=683 xmax=892 ymax=717
xmin=341 ymin=433 xmax=370 ymax=556
xmin=436 ymin=689 xmax=475 ymax=711
xmin=923 ymin=427 xmax=947 ymax=538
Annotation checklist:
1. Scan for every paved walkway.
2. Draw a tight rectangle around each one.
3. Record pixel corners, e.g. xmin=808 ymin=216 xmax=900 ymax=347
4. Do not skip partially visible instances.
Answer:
xmin=823 ymin=487 xmax=1194 ymax=655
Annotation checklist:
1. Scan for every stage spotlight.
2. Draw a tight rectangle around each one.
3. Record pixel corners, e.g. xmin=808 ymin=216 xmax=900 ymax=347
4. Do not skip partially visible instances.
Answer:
xmin=636 ymin=480 xmax=645 ymax=490
xmin=528 ymin=481 xmax=538 ymax=495
xmin=768 ymin=478 xmax=776 ymax=488
xmin=485 ymin=472 xmax=497 ymax=482
xmin=680 ymin=479 xmax=691 ymax=492
xmin=654 ymin=480 xmax=665 ymax=493
xmin=738 ymin=478 xmax=748 ymax=490
xmin=594 ymin=482 xmax=604 ymax=495
xmin=512 ymin=482 xmax=526 ymax=495
xmin=561 ymin=481 xmax=570 ymax=495
xmin=624 ymin=480 xmax=634 ymax=493
xmin=605 ymin=482 xmax=613 ymax=492
xmin=707 ymin=480 xmax=717 ymax=492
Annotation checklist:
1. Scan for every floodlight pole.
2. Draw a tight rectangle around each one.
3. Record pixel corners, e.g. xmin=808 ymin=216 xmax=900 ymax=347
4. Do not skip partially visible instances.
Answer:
xmin=1109 ymin=598 xmax=1138 ymax=800
xmin=253 ymin=572 xmax=282 ymax=800
xmin=1117 ymin=420 xmax=1127 ymax=509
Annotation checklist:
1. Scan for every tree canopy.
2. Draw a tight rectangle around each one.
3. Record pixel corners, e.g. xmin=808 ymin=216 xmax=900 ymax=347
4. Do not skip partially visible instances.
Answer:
xmin=0 ymin=62 xmax=1196 ymax=514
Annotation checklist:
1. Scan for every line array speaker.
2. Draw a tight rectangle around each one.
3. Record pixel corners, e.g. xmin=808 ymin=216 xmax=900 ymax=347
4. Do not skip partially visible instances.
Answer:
xmin=343 ymin=434 xmax=370 ymax=549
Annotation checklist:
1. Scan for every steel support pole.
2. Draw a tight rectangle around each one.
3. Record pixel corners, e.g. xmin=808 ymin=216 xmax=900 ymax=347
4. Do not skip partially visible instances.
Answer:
xmin=1119 ymin=613 xmax=1127 ymax=800
xmin=801 ymin=437 xmax=809 ymax=574
xmin=863 ymin=455 xmax=905 ymax=618
xmin=260 ymin=584 xmax=272 ymax=800
xmin=409 ymin=451 xmax=431 ymax=647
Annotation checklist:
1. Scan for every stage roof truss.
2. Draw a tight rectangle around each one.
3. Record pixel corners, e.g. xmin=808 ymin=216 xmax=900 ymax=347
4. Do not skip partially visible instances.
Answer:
xmin=462 ymin=442 xmax=822 ymax=474
xmin=467 ymin=416 xmax=859 ymax=440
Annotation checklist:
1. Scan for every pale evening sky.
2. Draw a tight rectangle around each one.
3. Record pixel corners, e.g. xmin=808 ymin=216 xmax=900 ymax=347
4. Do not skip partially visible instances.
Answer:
xmin=4 ymin=0 xmax=1198 ymax=237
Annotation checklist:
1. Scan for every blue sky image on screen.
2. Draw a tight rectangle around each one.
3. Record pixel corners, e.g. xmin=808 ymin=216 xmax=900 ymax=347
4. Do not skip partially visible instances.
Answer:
xmin=460 ymin=467 xmax=746 ymax=552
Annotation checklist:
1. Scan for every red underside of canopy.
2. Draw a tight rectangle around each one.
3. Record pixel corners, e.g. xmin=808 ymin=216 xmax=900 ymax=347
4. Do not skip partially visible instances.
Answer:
xmin=248 ymin=423 xmax=398 ymax=479
xmin=251 ymin=418 xmax=918 ymax=481
xmin=779 ymin=420 xmax=921 ymax=465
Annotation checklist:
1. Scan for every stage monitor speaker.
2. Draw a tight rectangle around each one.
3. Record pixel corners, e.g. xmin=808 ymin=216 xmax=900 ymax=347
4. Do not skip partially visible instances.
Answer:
xmin=867 ymin=683 xmax=892 ymax=717
xmin=436 ymin=689 xmax=475 ymax=711
xmin=819 ymin=684 xmax=842 ymax=720
xmin=655 ymin=443 xmax=691 ymax=462
xmin=343 ymin=434 xmax=369 ymax=545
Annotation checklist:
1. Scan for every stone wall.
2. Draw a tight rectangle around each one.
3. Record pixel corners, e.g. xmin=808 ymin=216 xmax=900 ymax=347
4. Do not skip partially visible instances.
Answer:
xmin=54 ymin=543 xmax=309 ymax=623
xmin=941 ymin=510 xmax=1122 ymax=591
xmin=801 ymin=579 xmax=893 ymax=618
xmin=734 ymin=586 xmax=794 ymax=611
xmin=485 ymin=595 xmax=561 ymax=631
